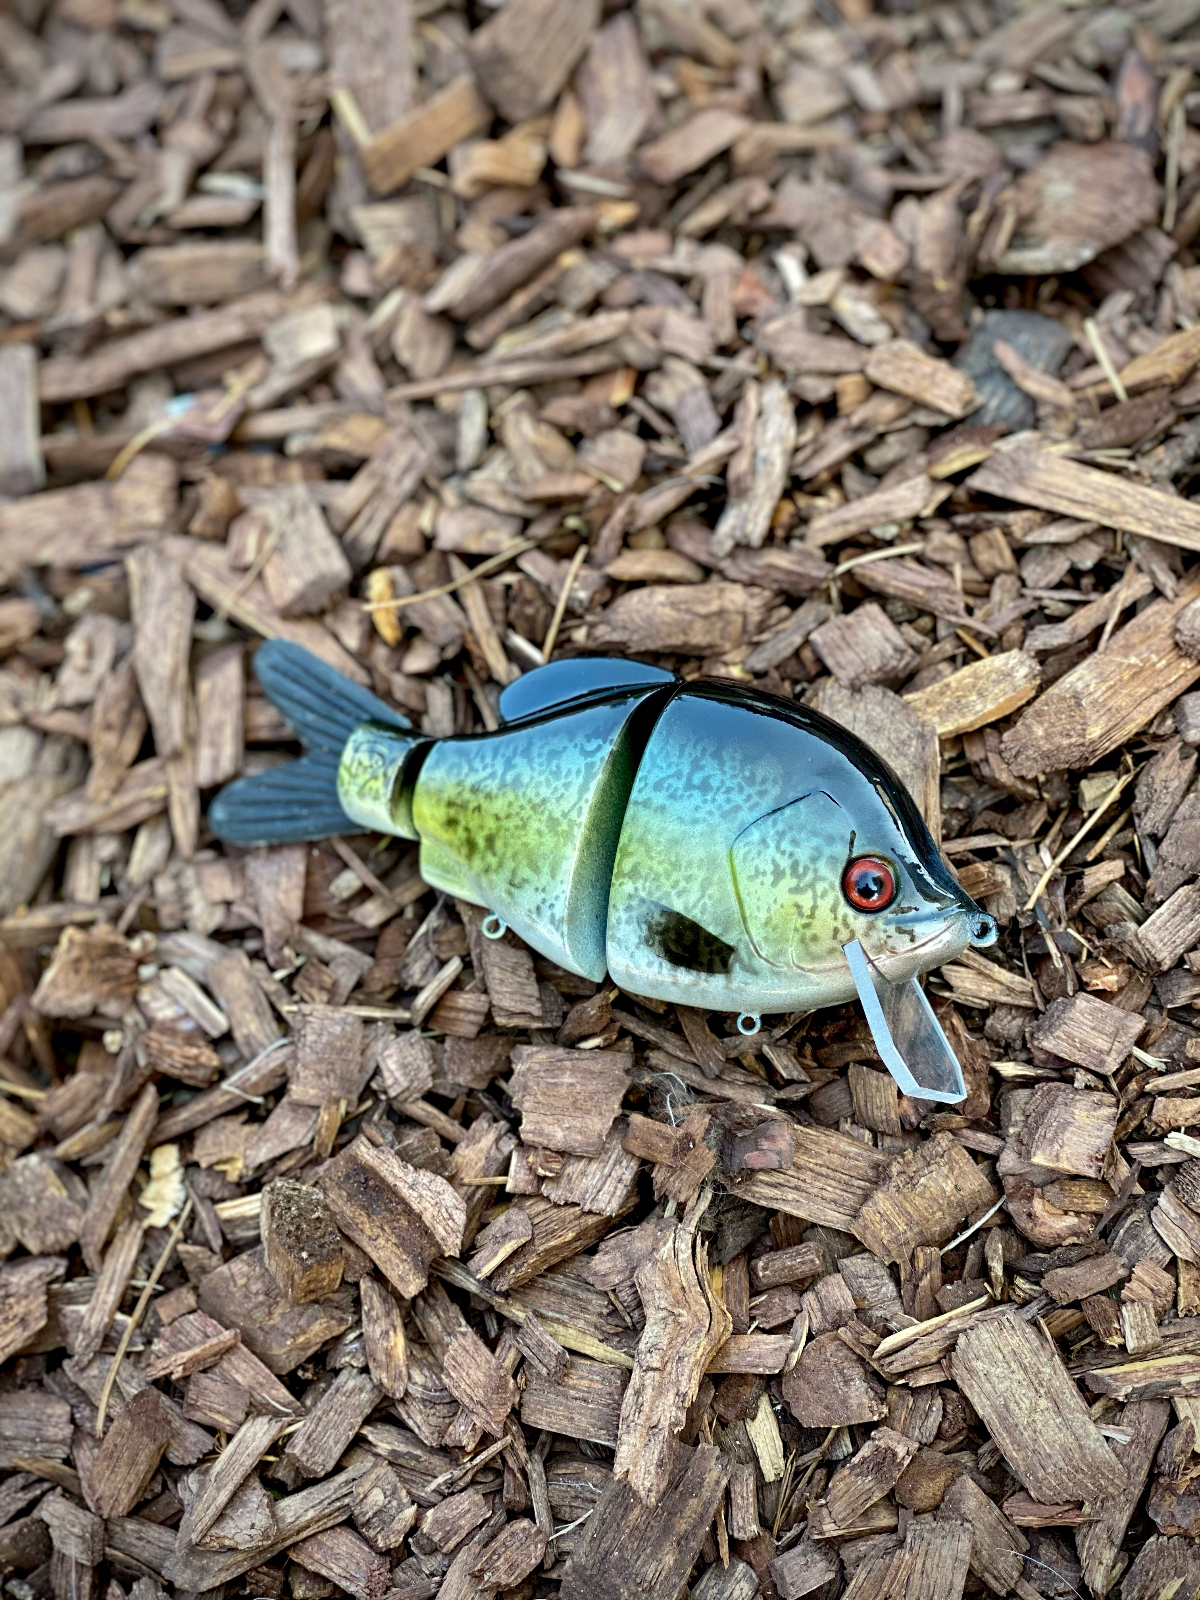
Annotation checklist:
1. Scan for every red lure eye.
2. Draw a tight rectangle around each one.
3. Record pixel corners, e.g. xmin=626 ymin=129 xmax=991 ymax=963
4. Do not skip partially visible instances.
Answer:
xmin=843 ymin=856 xmax=896 ymax=912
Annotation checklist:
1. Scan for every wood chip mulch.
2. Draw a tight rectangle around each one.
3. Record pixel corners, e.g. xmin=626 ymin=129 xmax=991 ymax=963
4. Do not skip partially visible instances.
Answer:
xmin=5 ymin=1 xmax=1200 ymax=1598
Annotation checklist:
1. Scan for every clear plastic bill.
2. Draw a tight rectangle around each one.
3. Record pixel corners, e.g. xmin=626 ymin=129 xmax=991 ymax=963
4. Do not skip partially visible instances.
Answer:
xmin=842 ymin=938 xmax=966 ymax=1104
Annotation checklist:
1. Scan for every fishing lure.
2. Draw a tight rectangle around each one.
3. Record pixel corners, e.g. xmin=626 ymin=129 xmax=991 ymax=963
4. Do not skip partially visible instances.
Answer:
xmin=211 ymin=641 xmax=997 ymax=1102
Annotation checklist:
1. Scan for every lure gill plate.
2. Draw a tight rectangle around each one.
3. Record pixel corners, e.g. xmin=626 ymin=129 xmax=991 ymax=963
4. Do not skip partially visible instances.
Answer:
xmin=210 ymin=641 xmax=997 ymax=1102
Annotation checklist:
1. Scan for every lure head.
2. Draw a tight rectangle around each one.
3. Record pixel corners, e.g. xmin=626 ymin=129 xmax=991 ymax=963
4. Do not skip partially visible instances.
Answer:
xmin=728 ymin=699 xmax=996 ymax=1001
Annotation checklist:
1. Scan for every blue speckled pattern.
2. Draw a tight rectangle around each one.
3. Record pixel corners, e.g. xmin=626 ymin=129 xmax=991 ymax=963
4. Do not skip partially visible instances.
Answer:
xmin=412 ymin=687 xmax=663 ymax=979
xmin=605 ymin=683 xmax=977 ymax=1013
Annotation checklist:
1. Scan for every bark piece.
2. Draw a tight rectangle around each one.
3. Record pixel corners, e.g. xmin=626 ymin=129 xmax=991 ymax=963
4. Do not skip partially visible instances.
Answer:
xmin=206 ymin=948 xmax=284 ymax=1062
xmin=613 ymin=1201 xmax=731 ymax=1502
xmin=470 ymin=1519 xmax=548 ymax=1595
xmin=360 ymin=74 xmax=490 ymax=198
xmin=578 ymin=12 xmax=657 ymax=168
xmin=0 ymin=1155 xmax=85 ymax=1255
xmin=360 ymin=1276 xmax=408 ymax=1399
xmin=79 ymin=1083 xmax=159 ymax=1272
xmin=1028 ymin=995 xmax=1143 ymax=1078
xmin=0 ymin=1515 xmax=50 ymax=1576
xmin=854 ymin=1133 xmax=999 ymax=1265
xmin=0 ymin=1391 xmax=73 ymax=1468
xmin=289 ymin=1006 xmax=369 ymax=1107
xmin=475 ymin=936 xmax=541 ymax=1026
xmin=935 ymin=1475 xmax=1028 ymax=1596
xmin=92 ymin=1388 xmax=172 ymax=1518
xmin=290 ymin=1524 xmax=390 ymax=1600
xmin=442 ymin=1326 xmax=519 ymax=1436
xmin=972 ymin=438 xmax=1200 ymax=563
xmin=441 ymin=207 xmax=599 ymax=324
xmin=559 ymin=1443 xmax=730 ymax=1600
xmin=324 ymin=0 xmax=414 ymax=136
xmin=864 ymin=341 xmax=979 ymax=418
xmin=352 ymin=1460 xmax=416 ymax=1553
xmin=521 ymin=1356 xmax=629 ymax=1446
xmin=1009 ymin=1083 xmax=1118 ymax=1179
xmin=194 ymin=1471 xmax=277 ymax=1551
xmin=468 ymin=1206 xmax=534 ymax=1278
xmin=1140 ymin=881 xmax=1200 ymax=972
xmin=374 ymin=1029 xmax=435 ymax=1101
xmin=167 ymin=1465 xmax=369 ymax=1591
xmin=1121 ymin=1536 xmax=1200 ymax=1600
xmin=30 ymin=924 xmax=139 ymax=1019
xmin=842 ymin=1513 xmax=972 ymax=1600
xmin=821 ymin=1427 xmax=920 ymax=1531
xmin=491 ymin=1195 xmax=629 ymax=1291
xmin=638 ymin=107 xmax=751 ymax=185
xmin=783 ymin=1333 xmax=887 ymax=1428
xmin=319 ymin=1135 xmax=466 ymax=1299
xmin=751 ymin=1242 xmax=826 ymax=1291
xmin=507 ymin=1045 xmax=629 ymax=1157
xmin=198 ymin=1247 xmax=354 ymax=1374
xmin=806 ymin=474 xmax=949 ymax=548
xmin=262 ymin=1180 xmax=346 ymax=1304
xmin=0 ymin=1256 xmax=65 ymax=1364
xmin=74 ymin=1215 xmax=145 ymax=1366
xmin=469 ymin=0 xmax=598 ymax=123
xmin=38 ymin=1490 xmax=103 ymax=1566
xmin=0 ymin=456 xmax=176 ymax=580
xmin=1078 ymin=1399 xmax=1170 ymax=1598
xmin=284 ymin=1368 xmax=382 ymax=1480
xmin=810 ymin=602 xmax=918 ymax=691
xmin=259 ymin=485 xmax=352 ymax=618
xmin=950 ymin=1312 xmax=1125 ymax=1502
xmin=588 ymin=579 xmax=774 ymax=656
xmin=712 ymin=379 xmax=797 ymax=557
xmin=1000 ymin=574 xmax=1200 ymax=775
xmin=903 ymin=650 xmax=1040 ymax=737
xmin=191 ymin=1413 xmax=291 ymax=1542
xmin=419 ymin=1488 xmax=489 ymax=1553
xmin=993 ymin=141 xmax=1158 ymax=274
xmin=736 ymin=1124 xmax=889 ymax=1230
xmin=1043 ymin=1250 xmax=1129 ymax=1305
xmin=0 ymin=343 xmax=43 ymax=497
xmin=770 ymin=1539 xmax=840 ymax=1600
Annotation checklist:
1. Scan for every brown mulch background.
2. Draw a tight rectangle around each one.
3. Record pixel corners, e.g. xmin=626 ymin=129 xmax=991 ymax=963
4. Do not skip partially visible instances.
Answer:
xmin=5 ymin=1 xmax=1200 ymax=1598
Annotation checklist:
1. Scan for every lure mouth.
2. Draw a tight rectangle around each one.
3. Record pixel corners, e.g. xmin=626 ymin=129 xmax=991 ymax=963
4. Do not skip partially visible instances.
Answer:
xmin=842 ymin=938 xmax=966 ymax=1103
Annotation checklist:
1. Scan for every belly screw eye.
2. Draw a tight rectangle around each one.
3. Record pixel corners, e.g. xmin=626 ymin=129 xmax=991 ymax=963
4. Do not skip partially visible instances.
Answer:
xmin=736 ymin=1012 xmax=761 ymax=1036
xmin=482 ymin=913 xmax=507 ymax=939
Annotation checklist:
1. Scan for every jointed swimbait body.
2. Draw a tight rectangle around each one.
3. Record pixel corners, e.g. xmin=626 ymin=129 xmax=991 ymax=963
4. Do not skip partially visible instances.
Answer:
xmin=211 ymin=642 xmax=997 ymax=1102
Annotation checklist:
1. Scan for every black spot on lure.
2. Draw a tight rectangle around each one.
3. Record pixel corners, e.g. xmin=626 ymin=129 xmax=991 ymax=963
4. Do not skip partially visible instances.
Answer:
xmin=211 ymin=642 xmax=997 ymax=1102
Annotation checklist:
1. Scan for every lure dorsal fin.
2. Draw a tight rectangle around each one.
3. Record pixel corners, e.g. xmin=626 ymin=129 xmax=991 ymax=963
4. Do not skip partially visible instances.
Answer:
xmin=497 ymin=657 xmax=675 ymax=724
xmin=253 ymin=639 xmax=409 ymax=751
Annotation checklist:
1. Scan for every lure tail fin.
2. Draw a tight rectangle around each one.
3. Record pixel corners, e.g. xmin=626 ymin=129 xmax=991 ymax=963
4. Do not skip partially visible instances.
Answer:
xmin=208 ymin=640 xmax=413 ymax=847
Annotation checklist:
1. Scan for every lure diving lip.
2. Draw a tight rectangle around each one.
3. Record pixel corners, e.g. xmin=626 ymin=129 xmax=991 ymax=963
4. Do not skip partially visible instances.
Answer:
xmin=209 ymin=641 xmax=998 ymax=1104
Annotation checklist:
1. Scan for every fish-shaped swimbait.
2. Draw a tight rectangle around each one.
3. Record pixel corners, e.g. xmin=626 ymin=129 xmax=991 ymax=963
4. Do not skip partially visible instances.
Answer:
xmin=210 ymin=642 xmax=997 ymax=1102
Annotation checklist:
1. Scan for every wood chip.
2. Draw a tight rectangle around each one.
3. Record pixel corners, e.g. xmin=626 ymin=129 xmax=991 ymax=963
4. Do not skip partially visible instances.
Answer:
xmin=951 ymin=1312 xmax=1125 ymax=1502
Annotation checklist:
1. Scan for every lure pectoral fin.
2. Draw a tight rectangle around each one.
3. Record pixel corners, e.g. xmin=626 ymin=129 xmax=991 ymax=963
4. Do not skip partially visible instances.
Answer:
xmin=842 ymin=939 xmax=966 ymax=1104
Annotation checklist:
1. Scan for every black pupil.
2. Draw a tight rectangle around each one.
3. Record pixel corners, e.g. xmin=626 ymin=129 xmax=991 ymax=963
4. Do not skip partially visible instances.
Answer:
xmin=854 ymin=864 xmax=887 ymax=903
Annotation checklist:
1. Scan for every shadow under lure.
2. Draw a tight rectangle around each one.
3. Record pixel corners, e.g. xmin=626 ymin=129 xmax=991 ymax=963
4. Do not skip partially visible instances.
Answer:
xmin=210 ymin=641 xmax=997 ymax=1103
